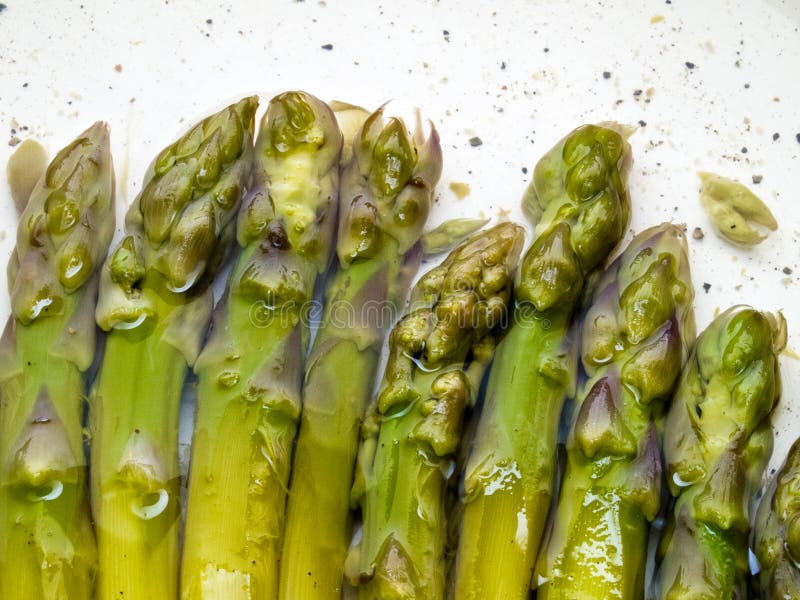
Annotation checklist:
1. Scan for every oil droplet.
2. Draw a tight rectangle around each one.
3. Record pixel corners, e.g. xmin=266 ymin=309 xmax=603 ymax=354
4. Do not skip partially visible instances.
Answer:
xmin=218 ymin=371 xmax=240 ymax=388
xmin=131 ymin=489 xmax=169 ymax=520
xmin=672 ymin=471 xmax=698 ymax=488
xmin=114 ymin=313 xmax=148 ymax=331
xmin=27 ymin=480 xmax=63 ymax=502
xmin=479 ymin=461 xmax=521 ymax=495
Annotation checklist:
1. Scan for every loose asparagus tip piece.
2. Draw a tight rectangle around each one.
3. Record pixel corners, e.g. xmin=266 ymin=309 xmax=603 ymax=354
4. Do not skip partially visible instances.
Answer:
xmin=6 ymin=138 xmax=49 ymax=214
xmin=10 ymin=121 xmax=115 ymax=324
xmin=337 ymin=106 xmax=442 ymax=264
xmin=698 ymin=171 xmax=777 ymax=246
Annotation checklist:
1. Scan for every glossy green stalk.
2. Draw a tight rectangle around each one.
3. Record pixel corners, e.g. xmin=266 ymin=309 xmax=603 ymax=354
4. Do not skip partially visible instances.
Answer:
xmin=347 ymin=222 xmax=525 ymax=599
xmin=280 ymin=106 xmax=442 ymax=600
xmin=754 ymin=438 xmax=800 ymax=599
xmin=534 ymin=223 xmax=696 ymax=600
xmin=0 ymin=124 xmax=115 ymax=599
xmin=181 ymin=91 xmax=342 ymax=600
xmin=654 ymin=306 xmax=785 ymax=599
xmin=452 ymin=123 xmax=632 ymax=600
xmin=90 ymin=97 xmax=257 ymax=600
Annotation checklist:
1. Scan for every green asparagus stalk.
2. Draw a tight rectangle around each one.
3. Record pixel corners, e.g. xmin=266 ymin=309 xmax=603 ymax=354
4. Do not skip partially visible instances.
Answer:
xmin=346 ymin=222 xmax=525 ymax=599
xmin=653 ymin=305 xmax=785 ymax=599
xmin=181 ymin=91 xmax=342 ymax=600
xmin=90 ymin=97 xmax=257 ymax=600
xmin=754 ymin=437 xmax=800 ymax=599
xmin=451 ymin=124 xmax=633 ymax=599
xmin=279 ymin=106 xmax=442 ymax=600
xmin=0 ymin=124 xmax=115 ymax=599
xmin=534 ymin=223 xmax=696 ymax=600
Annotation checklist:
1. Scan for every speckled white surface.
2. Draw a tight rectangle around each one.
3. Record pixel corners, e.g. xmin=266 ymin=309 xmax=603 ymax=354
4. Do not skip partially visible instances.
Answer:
xmin=1 ymin=0 xmax=798 ymax=477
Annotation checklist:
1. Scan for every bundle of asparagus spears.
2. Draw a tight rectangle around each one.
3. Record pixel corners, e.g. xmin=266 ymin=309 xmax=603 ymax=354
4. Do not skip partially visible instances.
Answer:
xmin=0 ymin=90 xmax=793 ymax=600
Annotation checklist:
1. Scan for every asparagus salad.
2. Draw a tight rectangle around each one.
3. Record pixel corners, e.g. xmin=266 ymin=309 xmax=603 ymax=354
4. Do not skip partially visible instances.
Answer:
xmin=0 ymin=90 xmax=793 ymax=600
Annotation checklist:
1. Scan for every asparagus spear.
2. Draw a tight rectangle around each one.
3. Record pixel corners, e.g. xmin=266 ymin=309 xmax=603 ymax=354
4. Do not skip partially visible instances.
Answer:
xmin=0 ymin=124 xmax=115 ymax=599
xmin=653 ymin=306 xmax=785 ymax=599
xmin=754 ymin=437 xmax=800 ymax=599
xmin=90 ymin=97 xmax=257 ymax=600
xmin=181 ymin=91 xmax=342 ymax=600
xmin=534 ymin=223 xmax=696 ymax=600
xmin=346 ymin=222 xmax=525 ymax=599
xmin=452 ymin=123 xmax=633 ymax=600
xmin=279 ymin=106 xmax=442 ymax=600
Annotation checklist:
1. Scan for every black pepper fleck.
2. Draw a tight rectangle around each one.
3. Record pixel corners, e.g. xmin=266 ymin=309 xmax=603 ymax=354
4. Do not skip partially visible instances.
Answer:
xmin=602 ymin=71 xmax=611 ymax=79
xmin=22 ymin=82 xmax=28 ymax=88
xmin=783 ymin=267 xmax=793 ymax=275
xmin=796 ymin=133 xmax=800 ymax=144
xmin=744 ymin=83 xmax=750 ymax=89
xmin=773 ymin=133 xmax=780 ymax=141
xmin=702 ymin=282 xmax=711 ymax=293
xmin=321 ymin=43 xmax=333 ymax=50
xmin=740 ymin=147 xmax=748 ymax=154
xmin=206 ymin=18 xmax=213 ymax=24
xmin=633 ymin=89 xmax=642 ymax=96
xmin=752 ymin=174 xmax=763 ymax=184
xmin=469 ymin=136 xmax=483 ymax=147
xmin=638 ymin=120 xmax=647 ymax=127
xmin=685 ymin=61 xmax=695 ymax=69
xmin=522 ymin=167 xmax=528 ymax=174
xmin=692 ymin=227 xmax=704 ymax=240
xmin=543 ymin=47 xmax=549 ymax=52
xmin=501 ymin=61 xmax=506 ymax=70
xmin=0 ymin=3 xmax=6 ymax=13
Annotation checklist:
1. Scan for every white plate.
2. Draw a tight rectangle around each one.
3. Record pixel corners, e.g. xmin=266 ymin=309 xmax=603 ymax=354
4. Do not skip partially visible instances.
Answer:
xmin=1 ymin=0 xmax=798 ymax=494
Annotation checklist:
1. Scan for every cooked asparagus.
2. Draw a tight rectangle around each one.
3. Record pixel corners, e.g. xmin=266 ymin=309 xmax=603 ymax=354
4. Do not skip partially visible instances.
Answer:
xmin=90 ymin=97 xmax=257 ymax=600
xmin=654 ymin=306 xmax=784 ymax=599
xmin=279 ymin=107 xmax=442 ymax=600
xmin=452 ymin=123 xmax=633 ymax=600
xmin=347 ymin=222 xmax=525 ymax=599
xmin=534 ymin=223 xmax=696 ymax=600
xmin=181 ymin=91 xmax=342 ymax=600
xmin=0 ymin=124 xmax=115 ymax=599
xmin=753 ymin=440 xmax=800 ymax=598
